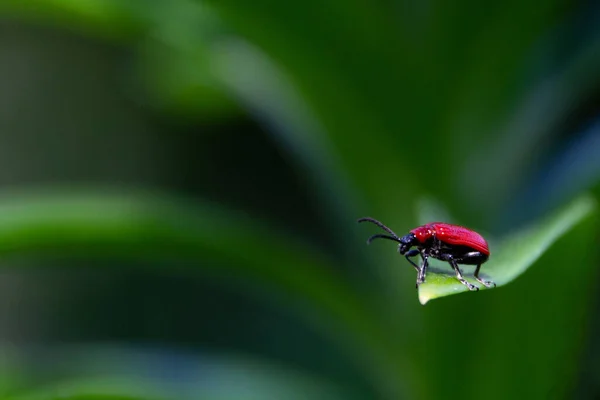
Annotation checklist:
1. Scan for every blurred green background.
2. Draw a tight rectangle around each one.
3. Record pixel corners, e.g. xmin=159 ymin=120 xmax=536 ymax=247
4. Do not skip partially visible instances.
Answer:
xmin=0 ymin=0 xmax=599 ymax=399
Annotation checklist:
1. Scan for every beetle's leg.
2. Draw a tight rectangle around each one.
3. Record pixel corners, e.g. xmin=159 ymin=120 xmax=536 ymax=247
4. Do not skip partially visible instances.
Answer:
xmin=448 ymin=258 xmax=478 ymax=291
xmin=458 ymin=251 xmax=496 ymax=289
xmin=416 ymin=254 xmax=428 ymax=288
xmin=400 ymin=248 xmax=427 ymax=288
xmin=401 ymin=248 xmax=420 ymax=272
xmin=474 ymin=263 xmax=496 ymax=288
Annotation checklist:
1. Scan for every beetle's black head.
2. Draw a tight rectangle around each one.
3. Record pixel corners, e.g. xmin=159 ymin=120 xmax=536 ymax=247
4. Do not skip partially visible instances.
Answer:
xmin=398 ymin=233 xmax=417 ymax=255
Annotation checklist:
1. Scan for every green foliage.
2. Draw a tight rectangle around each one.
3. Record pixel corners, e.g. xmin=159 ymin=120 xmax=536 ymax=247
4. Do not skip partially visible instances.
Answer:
xmin=3 ymin=347 xmax=350 ymax=400
xmin=0 ymin=0 xmax=600 ymax=400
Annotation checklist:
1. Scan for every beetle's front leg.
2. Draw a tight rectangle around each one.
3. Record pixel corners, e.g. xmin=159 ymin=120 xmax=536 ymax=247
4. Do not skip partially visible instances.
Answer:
xmin=402 ymin=248 xmax=420 ymax=272
xmin=400 ymin=248 xmax=427 ymax=289
xmin=416 ymin=254 xmax=429 ymax=288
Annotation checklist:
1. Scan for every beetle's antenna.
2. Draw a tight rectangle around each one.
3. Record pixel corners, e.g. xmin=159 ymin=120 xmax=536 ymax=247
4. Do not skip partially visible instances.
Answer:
xmin=366 ymin=233 xmax=401 ymax=245
xmin=357 ymin=217 xmax=399 ymax=239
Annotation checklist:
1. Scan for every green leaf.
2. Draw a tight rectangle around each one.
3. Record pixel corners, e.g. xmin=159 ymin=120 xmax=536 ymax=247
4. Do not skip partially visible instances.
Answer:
xmin=417 ymin=195 xmax=597 ymax=305
xmin=0 ymin=186 xmax=361 ymax=324
xmin=0 ymin=0 xmax=150 ymax=39
xmin=0 ymin=186 xmax=410 ymax=399
xmin=3 ymin=345 xmax=351 ymax=400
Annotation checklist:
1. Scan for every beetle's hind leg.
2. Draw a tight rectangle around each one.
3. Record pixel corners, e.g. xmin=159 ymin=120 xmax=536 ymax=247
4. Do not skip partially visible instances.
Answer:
xmin=460 ymin=251 xmax=496 ymax=289
xmin=474 ymin=263 xmax=496 ymax=288
xmin=448 ymin=259 xmax=478 ymax=291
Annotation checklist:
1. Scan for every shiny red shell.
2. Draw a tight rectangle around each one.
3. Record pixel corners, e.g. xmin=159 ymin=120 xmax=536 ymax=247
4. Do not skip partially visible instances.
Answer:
xmin=410 ymin=223 xmax=490 ymax=256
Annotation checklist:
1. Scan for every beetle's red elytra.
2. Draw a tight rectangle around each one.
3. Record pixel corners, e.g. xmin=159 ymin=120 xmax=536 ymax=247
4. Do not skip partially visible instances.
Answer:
xmin=411 ymin=223 xmax=490 ymax=256
xmin=358 ymin=218 xmax=495 ymax=291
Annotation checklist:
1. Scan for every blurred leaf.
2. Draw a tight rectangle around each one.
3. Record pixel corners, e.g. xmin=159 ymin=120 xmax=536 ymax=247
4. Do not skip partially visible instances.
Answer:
xmin=495 ymin=116 xmax=600 ymax=227
xmin=204 ymin=0 xmax=424 ymax=222
xmin=134 ymin=1 xmax=239 ymax=118
xmin=0 ymin=187 xmax=410 ymax=399
xmin=3 ymin=344 xmax=354 ymax=400
xmin=0 ymin=0 xmax=150 ymax=39
xmin=203 ymin=0 xmax=574 ymax=220
xmin=0 ymin=185 xmax=354 ymax=317
xmin=417 ymin=195 xmax=596 ymax=304
xmin=458 ymin=30 xmax=600 ymax=219
xmin=0 ymin=0 xmax=239 ymax=119
xmin=210 ymin=40 xmax=365 ymax=251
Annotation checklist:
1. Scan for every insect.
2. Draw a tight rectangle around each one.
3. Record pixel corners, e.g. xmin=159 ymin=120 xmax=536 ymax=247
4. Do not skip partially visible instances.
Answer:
xmin=358 ymin=218 xmax=495 ymax=290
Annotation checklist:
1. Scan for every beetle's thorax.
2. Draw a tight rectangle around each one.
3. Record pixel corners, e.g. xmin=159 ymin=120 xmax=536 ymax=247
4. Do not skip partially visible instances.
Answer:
xmin=410 ymin=224 xmax=435 ymax=243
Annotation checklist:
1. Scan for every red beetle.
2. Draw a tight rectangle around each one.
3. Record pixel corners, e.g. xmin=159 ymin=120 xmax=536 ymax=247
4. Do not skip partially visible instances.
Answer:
xmin=358 ymin=218 xmax=495 ymax=290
